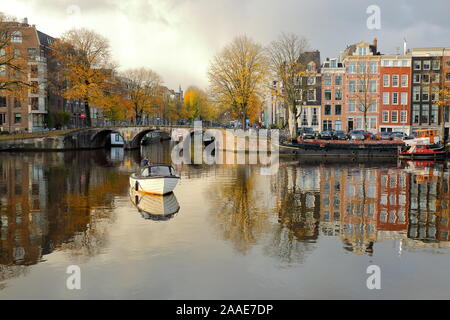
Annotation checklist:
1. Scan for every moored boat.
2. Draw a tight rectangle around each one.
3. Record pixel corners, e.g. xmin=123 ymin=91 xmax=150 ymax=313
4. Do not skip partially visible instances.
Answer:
xmin=399 ymin=144 xmax=447 ymax=160
xmin=130 ymin=165 xmax=180 ymax=195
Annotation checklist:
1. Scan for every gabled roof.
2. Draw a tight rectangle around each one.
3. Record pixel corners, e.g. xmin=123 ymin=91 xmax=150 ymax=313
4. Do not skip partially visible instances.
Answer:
xmin=37 ymin=30 xmax=55 ymax=48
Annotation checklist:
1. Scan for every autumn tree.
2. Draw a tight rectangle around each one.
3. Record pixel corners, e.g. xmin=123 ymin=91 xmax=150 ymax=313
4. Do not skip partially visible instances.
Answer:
xmin=182 ymin=86 xmax=213 ymax=121
xmin=121 ymin=67 xmax=163 ymax=124
xmin=208 ymin=35 xmax=269 ymax=129
xmin=51 ymin=28 xmax=112 ymax=126
xmin=437 ymin=87 xmax=450 ymax=141
xmin=267 ymin=33 xmax=310 ymax=138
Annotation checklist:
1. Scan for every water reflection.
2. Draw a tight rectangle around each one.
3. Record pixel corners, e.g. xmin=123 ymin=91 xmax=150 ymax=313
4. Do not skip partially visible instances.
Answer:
xmin=129 ymin=189 xmax=180 ymax=221
xmin=1 ymin=143 xmax=450 ymax=295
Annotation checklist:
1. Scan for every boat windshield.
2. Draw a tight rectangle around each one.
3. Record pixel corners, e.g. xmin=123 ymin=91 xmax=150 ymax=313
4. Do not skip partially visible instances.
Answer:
xmin=149 ymin=166 xmax=172 ymax=176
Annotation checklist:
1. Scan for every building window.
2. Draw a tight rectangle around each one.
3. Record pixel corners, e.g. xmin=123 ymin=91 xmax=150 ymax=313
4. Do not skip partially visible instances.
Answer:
xmin=335 ymin=76 xmax=342 ymax=85
xmin=324 ymin=76 xmax=332 ymax=86
xmin=14 ymin=113 xmax=21 ymax=124
xmin=401 ymin=92 xmax=408 ymax=105
xmin=11 ymin=31 xmax=22 ymax=43
xmin=413 ymin=87 xmax=420 ymax=102
xmin=413 ymin=60 xmax=421 ymax=70
xmin=431 ymin=105 xmax=438 ymax=124
xmin=323 ymin=120 xmax=332 ymax=131
xmin=0 ymin=113 xmax=6 ymax=125
xmin=324 ymin=104 xmax=332 ymax=115
xmin=324 ymin=90 xmax=332 ymax=100
xmin=349 ymin=62 xmax=356 ymax=74
xmin=307 ymin=89 xmax=316 ymax=101
xmin=400 ymin=110 xmax=407 ymax=123
xmin=349 ymin=80 xmax=356 ymax=93
xmin=30 ymin=97 xmax=39 ymax=110
xmin=369 ymin=80 xmax=377 ymax=93
xmin=392 ymin=75 xmax=399 ymax=87
xmin=312 ymin=108 xmax=318 ymax=126
xmin=335 ymin=105 xmax=342 ymax=115
xmin=382 ymin=111 xmax=389 ymax=123
xmin=401 ymin=75 xmax=408 ymax=87
xmin=358 ymin=47 xmax=367 ymax=56
xmin=359 ymin=61 xmax=366 ymax=74
xmin=302 ymin=111 xmax=308 ymax=126
xmin=369 ymin=117 xmax=377 ymax=129
xmin=0 ymin=96 xmax=6 ymax=108
xmin=422 ymin=87 xmax=429 ymax=101
xmin=307 ymin=77 xmax=316 ymax=85
xmin=358 ymin=80 xmax=365 ymax=93
xmin=335 ymin=89 xmax=342 ymax=100
xmin=368 ymin=103 xmax=376 ymax=112
xmin=413 ymin=105 xmax=420 ymax=124
xmin=431 ymin=87 xmax=439 ymax=101
xmin=413 ymin=74 xmax=421 ymax=84
xmin=335 ymin=120 xmax=342 ymax=131
xmin=356 ymin=117 xmax=363 ymax=129
xmin=422 ymin=74 xmax=430 ymax=83
xmin=370 ymin=61 xmax=378 ymax=74
xmin=433 ymin=60 xmax=440 ymax=70
xmin=348 ymin=100 xmax=356 ymax=112
xmin=446 ymin=72 xmax=450 ymax=82
xmin=14 ymin=98 xmax=21 ymax=108
xmin=383 ymin=75 xmax=390 ymax=87
xmin=421 ymin=105 xmax=429 ymax=123
xmin=392 ymin=92 xmax=399 ymax=105
xmin=423 ymin=60 xmax=431 ymax=70
xmin=307 ymin=62 xmax=316 ymax=72
xmin=432 ymin=74 xmax=440 ymax=83
xmin=383 ymin=92 xmax=389 ymax=105
xmin=391 ymin=111 xmax=398 ymax=122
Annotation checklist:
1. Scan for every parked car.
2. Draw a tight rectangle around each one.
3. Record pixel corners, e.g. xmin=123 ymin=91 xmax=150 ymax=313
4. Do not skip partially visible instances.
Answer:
xmin=298 ymin=127 xmax=316 ymax=139
xmin=348 ymin=130 xmax=366 ymax=140
xmin=318 ymin=130 xmax=336 ymax=140
xmin=334 ymin=130 xmax=348 ymax=140
xmin=362 ymin=131 xmax=375 ymax=140
xmin=391 ymin=131 xmax=408 ymax=140
xmin=375 ymin=132 xmax=393 ymax=140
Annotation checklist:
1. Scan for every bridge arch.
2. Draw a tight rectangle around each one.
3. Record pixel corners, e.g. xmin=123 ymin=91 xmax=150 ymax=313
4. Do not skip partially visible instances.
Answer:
xmin=90 ymin=129 xmax=125 ymax=149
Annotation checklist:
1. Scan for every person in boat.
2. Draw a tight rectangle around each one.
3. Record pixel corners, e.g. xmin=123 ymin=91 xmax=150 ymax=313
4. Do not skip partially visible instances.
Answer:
xmin=141 ymin=157 xmax=150 ymax=167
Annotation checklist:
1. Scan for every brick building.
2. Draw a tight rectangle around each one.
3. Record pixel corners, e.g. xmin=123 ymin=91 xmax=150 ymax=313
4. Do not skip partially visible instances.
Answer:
xmin=379 ymin=54 xmax=412 ymax=134
xmin=342 ymin=39 xmax=381 ymax=133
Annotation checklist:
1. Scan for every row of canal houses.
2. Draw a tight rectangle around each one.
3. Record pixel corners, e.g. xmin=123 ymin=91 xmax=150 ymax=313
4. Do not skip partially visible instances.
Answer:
xmin=264 ymin=39 xmax=450 ymax=136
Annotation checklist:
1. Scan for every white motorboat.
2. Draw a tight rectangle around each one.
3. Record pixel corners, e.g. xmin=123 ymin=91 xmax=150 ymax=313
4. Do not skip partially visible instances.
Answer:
xmin=130 ymin=165 xmax=180 ymax=195
xmin=130 ymin=188 xmax=180 ymax=221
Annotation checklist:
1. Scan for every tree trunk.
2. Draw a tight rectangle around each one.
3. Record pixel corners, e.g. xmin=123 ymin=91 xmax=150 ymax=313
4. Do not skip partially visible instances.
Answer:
xmin=288 ymin=104 xmax=298 ymax=140
xmin=84 ymin=97 xmax=91 ymax=127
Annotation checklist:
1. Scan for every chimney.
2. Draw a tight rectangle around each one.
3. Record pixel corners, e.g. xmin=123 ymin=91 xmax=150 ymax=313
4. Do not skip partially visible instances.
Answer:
xmin=403 ymin=38 xmax=407 ymax=55
xmin=22 ymin=17 xmax=28 ymax=25
xmin=373 ymin=38 xmax=378 ymax=51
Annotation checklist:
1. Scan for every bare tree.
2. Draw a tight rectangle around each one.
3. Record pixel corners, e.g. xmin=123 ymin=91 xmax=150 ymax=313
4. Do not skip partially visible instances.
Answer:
xmin=352 ymin=63 xmax=377 ymax=131
xmin=267 ymin=33 xmax=310 ymax=138
xmin=208 ymin=35 xmax=269 ymax=129
xmin=121 ymin=68 xmax=163 ymax=124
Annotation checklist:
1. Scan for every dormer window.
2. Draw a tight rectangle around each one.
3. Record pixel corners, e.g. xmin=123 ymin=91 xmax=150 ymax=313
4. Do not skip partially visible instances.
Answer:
xmin=11 ymin=31 xmax=22 ymax=43
xmin=358 ymin=46 xmax=367 ymax=56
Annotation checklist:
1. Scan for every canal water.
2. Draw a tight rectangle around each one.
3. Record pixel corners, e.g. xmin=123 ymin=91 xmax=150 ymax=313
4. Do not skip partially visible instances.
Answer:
xmin=0 ymin=141 xmax=450 ymax=299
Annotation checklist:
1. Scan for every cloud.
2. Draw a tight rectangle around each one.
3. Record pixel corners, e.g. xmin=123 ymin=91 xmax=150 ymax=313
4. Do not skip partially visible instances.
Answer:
xmin=2 ymin=0 xmax=450 ymax=90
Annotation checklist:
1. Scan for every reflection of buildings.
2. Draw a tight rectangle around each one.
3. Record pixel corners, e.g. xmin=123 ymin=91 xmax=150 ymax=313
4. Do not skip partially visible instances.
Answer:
xmin=0 ymin=151 xmax=131 ymax=282
xmin=313 ymin=163 xmax=450 ymax=255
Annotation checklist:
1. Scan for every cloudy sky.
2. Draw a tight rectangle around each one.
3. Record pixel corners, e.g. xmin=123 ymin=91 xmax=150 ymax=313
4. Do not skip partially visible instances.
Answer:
xmin=3 ymin=0 xmax=450 ymax=90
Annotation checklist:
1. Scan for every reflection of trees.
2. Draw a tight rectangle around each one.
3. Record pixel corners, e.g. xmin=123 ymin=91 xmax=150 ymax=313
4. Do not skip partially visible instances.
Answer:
xmin=264 ymin=166 xmax=319 ymax=264
xmin=0 ymin=150 xmax=130 ymax=280
xmin=209 ymin=166 xmax=271 ymax=254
